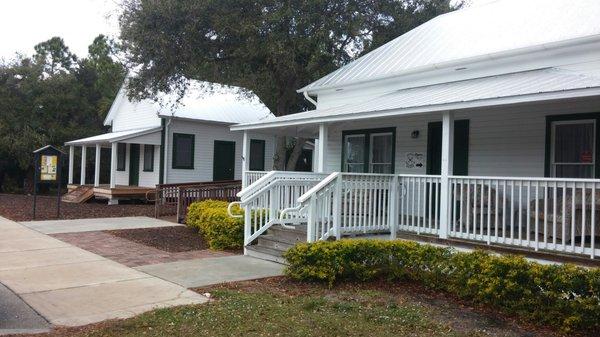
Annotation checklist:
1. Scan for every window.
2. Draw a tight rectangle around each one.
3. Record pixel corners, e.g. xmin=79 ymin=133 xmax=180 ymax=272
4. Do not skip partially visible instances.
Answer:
xmin=143 ymin=145 xmax=154 ymax=172
xmin=342 ymin=128 xmax=395 ymax=173
xmin=116 ymin=143 xmax=126 ymax=171
xmin=249 ymin=139 xmax=265 ymax=171
xmin=551 ymin=120 xmax=595 ymax=178
xmin=172 ymin=133 xmax=195 ymax=169
xmin=370 ymin=132 xmax=394 ymax=173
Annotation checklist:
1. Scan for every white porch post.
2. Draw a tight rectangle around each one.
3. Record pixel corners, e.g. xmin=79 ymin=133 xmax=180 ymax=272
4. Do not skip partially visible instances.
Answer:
xmin=242 ymin=131 xmax=250 ymax=188
xmin=68 ymin=145 xmax=74 ymax=185
xmin=110 ymin=142 xmax=117 ymax=189
xmin=80 ymin=146 xmax=87 ymax=185
xmin=94 ymin=144 xmax=101 ymax=187
xmin=317 ymin=123 xmax=328 ymax=173
xmin=439 ymin=111 xmax=454 ymax=239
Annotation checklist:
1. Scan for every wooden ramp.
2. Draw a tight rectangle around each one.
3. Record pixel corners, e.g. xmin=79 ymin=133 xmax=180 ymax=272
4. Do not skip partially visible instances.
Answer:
xmin=62 ymin=186 xmax=94 ymax=203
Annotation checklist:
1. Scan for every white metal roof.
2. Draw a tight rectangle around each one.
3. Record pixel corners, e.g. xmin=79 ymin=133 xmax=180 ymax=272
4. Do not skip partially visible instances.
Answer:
xmin=233 ymin=68 xmax=600 ymax=130
xmin=300 ymin=0 xmax=600 ymax=93
xmin=104 ymin=81 xmax=274 ymax=126
xmin=155 ymin=81 xmax=274 ymax=124
xmin=65 ymin=127 xmax=162 ymax=146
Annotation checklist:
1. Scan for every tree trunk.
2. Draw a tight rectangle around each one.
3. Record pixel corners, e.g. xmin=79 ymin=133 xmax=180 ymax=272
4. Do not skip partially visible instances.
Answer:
xmin=273 ymin=136 xmax=287 ymax=170
xmin=286 ymin=138 xmax=306 ymax=171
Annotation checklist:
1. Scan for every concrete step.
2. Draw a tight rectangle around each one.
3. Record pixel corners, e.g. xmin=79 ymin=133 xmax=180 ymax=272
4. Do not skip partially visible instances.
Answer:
xmin=245 ymin=245 xmax=287 ymax=264
xmin=257 ymin=235 xmax=296 ymax=251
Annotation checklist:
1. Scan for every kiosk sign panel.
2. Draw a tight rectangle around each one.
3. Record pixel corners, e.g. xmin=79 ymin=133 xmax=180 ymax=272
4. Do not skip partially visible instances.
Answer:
xmin=40 ymin=155 xmax=58 ymax=181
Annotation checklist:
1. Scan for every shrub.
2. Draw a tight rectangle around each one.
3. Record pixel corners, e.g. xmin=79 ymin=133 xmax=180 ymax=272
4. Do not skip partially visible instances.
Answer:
xmin=283 ymin=239 xmax=600 ymax=333
xmin=186 ymin=200 xmax=244 ymax=250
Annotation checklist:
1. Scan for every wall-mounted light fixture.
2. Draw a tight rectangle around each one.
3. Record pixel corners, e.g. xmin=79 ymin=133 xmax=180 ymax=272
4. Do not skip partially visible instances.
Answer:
xmin=411 ymin=130 xmax=420 ymax=139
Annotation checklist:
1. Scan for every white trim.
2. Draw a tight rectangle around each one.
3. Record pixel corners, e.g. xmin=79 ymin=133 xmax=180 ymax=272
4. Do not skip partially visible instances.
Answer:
xmin=317 ymin=124 xmax=328 ymax=172
xmin=80 ymin=146 xmax=87 ymax=185
xmin=94 ymin=144 xmax=101 ymax=187
xmin=231 ymin=87 xmax=600 ymax=131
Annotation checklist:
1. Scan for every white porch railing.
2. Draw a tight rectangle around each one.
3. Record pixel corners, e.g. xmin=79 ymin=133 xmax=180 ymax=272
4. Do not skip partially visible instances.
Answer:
xmin=233 ymin=171 xmax=328 ymax=245
xmin=243 ymin=171 xmax=268 ymax=188
xmin=284 ymin=173 xmax=599 ymax=259
xmin=448 ymin=176 xmax=600 ymax=258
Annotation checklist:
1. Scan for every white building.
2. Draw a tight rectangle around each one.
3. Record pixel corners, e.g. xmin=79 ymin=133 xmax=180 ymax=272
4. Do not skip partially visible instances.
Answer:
xmin=231 ymin=0 xmax=600 ymax=261
xmin=65 ymin=81 xmax=275 ymax=203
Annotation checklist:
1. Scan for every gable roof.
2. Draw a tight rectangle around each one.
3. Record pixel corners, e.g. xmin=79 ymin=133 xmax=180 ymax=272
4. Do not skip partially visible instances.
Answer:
xmin=300 ymin=0 xmax=600 ymax=93
xmin=104 ymin=81 xmax=274 ymax=126
xmin=234 ymin=68 xmax=600 ymax=130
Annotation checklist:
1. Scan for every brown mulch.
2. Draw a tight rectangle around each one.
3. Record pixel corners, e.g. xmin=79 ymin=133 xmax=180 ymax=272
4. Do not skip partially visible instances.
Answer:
xmin=106 ymin=226 xmax=208 ymax=252
xmin=0 ymin=193 xmax=155 ymax=221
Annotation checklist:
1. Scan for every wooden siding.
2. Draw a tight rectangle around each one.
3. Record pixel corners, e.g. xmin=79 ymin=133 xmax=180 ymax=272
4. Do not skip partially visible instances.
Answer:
xmin=114 ymin=143 xmax=161 ymax=188
xmin=166 ymin=119 xmax=275 ymax=184
xmin=325 ymin=97 xmax=600 ymax=178
xmin=111 ymin=96 xmax=161 ymax=132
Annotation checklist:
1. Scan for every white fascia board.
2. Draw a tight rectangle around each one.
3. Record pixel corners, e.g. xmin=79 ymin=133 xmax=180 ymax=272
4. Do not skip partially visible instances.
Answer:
xmin=103 ymin=83 xmax=127 ymax=126
xmin=231 ymin=87 xmax=600 ymax=131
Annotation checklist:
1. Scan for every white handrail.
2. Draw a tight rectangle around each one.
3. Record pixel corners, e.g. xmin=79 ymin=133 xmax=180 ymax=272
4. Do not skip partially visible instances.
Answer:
xmin=297 ymin=172 xmax=340 ymax=204
xmin=227 ymin=201 xmax=243 ymax=218
xmin=237 ymin=171 xmax=277 ymax=198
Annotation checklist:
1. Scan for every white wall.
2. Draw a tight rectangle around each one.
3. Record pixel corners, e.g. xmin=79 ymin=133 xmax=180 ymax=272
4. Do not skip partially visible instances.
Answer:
xmin=110 ymin=96 xmax=161 ymax=132
xmin=324 ymin=97 xmax=600 ymax=177
xmin=166 ymin=119 xmax=275 ymax=184
xmin=113 ymin=143 xmax=160 ymax=188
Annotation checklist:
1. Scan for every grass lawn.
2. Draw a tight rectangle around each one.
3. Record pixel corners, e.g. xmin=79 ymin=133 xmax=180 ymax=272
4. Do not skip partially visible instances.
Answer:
xmin=22 ymin=277 xmax=567 ymax=337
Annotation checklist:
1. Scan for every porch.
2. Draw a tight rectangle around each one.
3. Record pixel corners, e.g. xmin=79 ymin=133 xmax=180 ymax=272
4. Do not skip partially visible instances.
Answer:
xmin=64 ymin=127 xmax=162 ymax=203
xmin=232 ymin=100 xmax=600 ymax=260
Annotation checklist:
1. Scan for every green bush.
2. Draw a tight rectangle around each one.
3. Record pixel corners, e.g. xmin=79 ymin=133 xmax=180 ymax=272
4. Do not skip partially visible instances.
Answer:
xmin=284 ymin=239 xmax=600 ymax=333
xmin=186 ymin=200 xmax=244 ymax=250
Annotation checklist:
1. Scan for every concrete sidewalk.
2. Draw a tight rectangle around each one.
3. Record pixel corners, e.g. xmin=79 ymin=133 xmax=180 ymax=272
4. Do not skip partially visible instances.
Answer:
xmin=0 ymin=216 xmax=206 ymax=327
xmin=20 ymin=216 xmax=180 ymax=234
xmin=136 ymin=255 xmax=284 ymax=288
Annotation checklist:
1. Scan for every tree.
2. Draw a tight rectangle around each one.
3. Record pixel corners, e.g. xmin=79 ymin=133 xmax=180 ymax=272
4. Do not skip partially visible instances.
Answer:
xmin=0 ymin=35 xmax=125 ymax=192
xmin=119 ymin=0 xmax=461 ymax=169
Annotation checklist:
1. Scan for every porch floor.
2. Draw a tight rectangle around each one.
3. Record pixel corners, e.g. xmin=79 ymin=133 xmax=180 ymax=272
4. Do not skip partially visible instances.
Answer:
xmin=67 ymin=184 xmax=155 ymax=200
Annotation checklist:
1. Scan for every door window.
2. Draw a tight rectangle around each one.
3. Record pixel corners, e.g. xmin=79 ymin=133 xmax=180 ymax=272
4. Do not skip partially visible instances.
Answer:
xmin=370 ymin=133 xmax=394 ymax=173
xmin=551 ymin=120 xmax=595 ymax=178
xmin=342 ymin=128 xmax=395 ymax=173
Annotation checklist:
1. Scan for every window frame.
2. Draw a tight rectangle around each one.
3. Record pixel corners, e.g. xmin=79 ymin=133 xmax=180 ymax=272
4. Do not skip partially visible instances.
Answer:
xmin=249 ymin=139 xmax=266 ymax=171
xmin=545 ymin=113 xmax=600 ymax=179
xmin=172 ymin=133 xmax=195 ymax=170
xmin=341 ymin=127 xmax=396 ymax=173
xmin=143 ymin=144 xmax=155 ymax=172
xmin=116 ymin=143 xmax=126 ymax=171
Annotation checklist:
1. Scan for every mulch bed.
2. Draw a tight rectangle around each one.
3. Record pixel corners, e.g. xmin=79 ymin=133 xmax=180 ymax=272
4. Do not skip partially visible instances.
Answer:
xmin=106 ymin=226 xmax=208 ymax=252
xmin=0 ymin=193 xmax=155 ymax=221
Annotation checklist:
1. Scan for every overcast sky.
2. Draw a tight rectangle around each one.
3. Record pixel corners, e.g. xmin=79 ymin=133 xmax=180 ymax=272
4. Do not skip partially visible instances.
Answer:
xmin=0 ymin=0 xmax=494 ymax=61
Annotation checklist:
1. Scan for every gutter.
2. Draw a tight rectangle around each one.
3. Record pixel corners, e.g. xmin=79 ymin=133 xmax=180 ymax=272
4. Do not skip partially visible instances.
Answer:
xmin=298 ymin=34 xmax=600 ymax=94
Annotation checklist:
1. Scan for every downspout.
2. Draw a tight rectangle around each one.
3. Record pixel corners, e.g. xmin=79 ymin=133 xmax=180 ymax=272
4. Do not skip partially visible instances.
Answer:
xmin=162 ymin=116 xmax=173 ymax=184
xmin=303 ymin=91 xmax=317 ymax=107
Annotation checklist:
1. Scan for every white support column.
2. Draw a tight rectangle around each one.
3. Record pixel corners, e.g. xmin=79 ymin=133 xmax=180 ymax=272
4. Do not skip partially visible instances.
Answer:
xmin=80 ymin=146 xmax=87 ymax=185
xmin=242 ymin=131 xmax=250 ymax=188
xmin=439 ymin=111 xmax=454 ymax=239
xmin=317 ymin=123 xmax=328 ymax=173
xmin=94 ymin=144 xmax=101 ymax=187
xmin=110 ymin=142 xmax=117 ymax=189
xmin=68 ymin=145 xmax=74 ymax=185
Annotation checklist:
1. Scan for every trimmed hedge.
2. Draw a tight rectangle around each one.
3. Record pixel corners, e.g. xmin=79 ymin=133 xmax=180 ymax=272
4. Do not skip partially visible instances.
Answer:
xmin=284 ymin=239 xmax=600 ymax=333
xmin=186 ymin=200 xmax=244 ymax=250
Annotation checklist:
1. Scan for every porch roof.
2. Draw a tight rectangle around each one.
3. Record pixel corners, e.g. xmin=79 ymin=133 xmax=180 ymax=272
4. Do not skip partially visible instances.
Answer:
xmin=232 ymin=68 xmax=600 ymax=131
xmin=65 ymin=126 xmax=162 ymax=146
